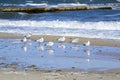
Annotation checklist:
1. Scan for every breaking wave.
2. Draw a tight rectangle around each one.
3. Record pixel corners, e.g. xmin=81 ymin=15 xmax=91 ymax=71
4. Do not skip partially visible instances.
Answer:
xmin=0 ymin=20 xmax=120 ymax=30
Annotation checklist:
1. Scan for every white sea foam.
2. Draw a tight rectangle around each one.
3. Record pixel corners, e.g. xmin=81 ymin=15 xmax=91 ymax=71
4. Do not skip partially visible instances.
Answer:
xmin=57 ymin=3 xmax=87 ymax=7
xmin=0 ymin=20 xmax=120 ymax=30
xmin=105 ymin=13 xmax=120 ymax=17
xmin=0 ymin=3 xmax=119 ymax=10
xmin=0 ymin=3 xmax=87 ymax=7
xmin=0 ymin=20 xmax=120 ymax=39
xmin=25 ymin=3 xmax=88 ymax=7
xmin=0 ymin=3 xmax=26 ymax=7
xmin=25 ymin=3 xmax=48 ymax=7
xmin=116 ymin=0 xmax=120 ymax=2
xmin=26 ymin=0 xmax=33 ymax=3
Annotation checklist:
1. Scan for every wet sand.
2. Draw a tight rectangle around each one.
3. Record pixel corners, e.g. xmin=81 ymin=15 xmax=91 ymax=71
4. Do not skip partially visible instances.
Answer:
xmin=0 ymin=69 xmax=120 ymax=80
xmin=0 ymin=32 xmax=120 ymax=80
xmin=0 ymin=32 xmax=120 ymax=47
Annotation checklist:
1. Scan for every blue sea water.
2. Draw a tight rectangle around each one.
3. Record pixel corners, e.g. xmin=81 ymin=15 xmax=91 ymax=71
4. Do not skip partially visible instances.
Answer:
xmin=0 ymin=0 xmax=120 ymax=39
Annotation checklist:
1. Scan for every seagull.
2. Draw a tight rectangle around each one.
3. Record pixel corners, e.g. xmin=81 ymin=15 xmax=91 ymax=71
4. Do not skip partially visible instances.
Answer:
xmin=58 ymin=36 xmax=65 ymax=42
xmin=71 ymin=38 xmax=79 ymax=50
xmin=71 ymin=38 xmax=79 ymax=44
xmin=83 ymin=40 xmax=90 ymax=46
xmin=26 ymin=32 xmax=32 ymax=39
xmin=58 ymin=44 xmax=66 ymax=49
xmin=46 ymin=41 xmax=54 ymax=47
xmin=21 ymin=32 xmax=32 ymax=43
xmin=36 ymin=37 xmax=44 ymax=43
xmin=21 ymin=36 xmax=27 ymax=43
xmin=58 ymin=36 xmax=66 ymax=49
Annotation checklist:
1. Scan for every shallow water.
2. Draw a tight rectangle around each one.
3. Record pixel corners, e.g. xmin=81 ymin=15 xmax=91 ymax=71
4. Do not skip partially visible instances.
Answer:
xmin=0 ymin=39 xmax=120 ymax=71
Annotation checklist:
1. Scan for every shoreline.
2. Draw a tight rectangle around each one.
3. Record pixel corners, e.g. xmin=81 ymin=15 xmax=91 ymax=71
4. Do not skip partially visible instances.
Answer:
xmin=0 ymin=32 xmax=120 ymax=47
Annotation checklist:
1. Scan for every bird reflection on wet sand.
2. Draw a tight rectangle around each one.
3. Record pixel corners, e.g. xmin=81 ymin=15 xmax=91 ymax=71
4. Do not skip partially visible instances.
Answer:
xmin=47 ymin=49 xmax=54 ymax=55
xmin=0 ymin=38 xmax=120 ymax=72
xmin=22 ymin=45 xmax=27 ymax=52
xmin=36 ymin=45 xmax=44 ymax=51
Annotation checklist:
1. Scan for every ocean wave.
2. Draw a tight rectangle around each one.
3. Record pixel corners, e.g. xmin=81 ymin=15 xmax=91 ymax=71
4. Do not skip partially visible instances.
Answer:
xmin=25 ymin=3 xmax=48 ymax=7
xmin=0 ymin=20 xmax=120 ymax=30
xmin=0 ymin=2 xmax=120 ymax=10
xmin=116 ymin=0 xmax=120 ymax=2
xmin=25 ymin=3 xmax=88 ymax=7
xmin=0 ymin=3 xmax=88 ymax=7
xmin=105 ymin=13 xmax=120 ymax=17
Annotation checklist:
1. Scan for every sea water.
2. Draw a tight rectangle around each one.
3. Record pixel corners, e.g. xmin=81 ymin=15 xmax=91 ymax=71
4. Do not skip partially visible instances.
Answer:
xmin=0 ymin=0 xmax=120 ymax=39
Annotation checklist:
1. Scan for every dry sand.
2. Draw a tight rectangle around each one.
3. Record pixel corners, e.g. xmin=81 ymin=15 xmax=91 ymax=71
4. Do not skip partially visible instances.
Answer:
xmin=0 ymin=32 xmax=120 ymax=80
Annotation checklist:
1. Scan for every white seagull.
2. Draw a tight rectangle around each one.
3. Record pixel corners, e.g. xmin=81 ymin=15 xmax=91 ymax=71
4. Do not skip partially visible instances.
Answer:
xmin=21 ymin=36 xmax=27 ymax=43
xmin=58 ymin=44 xmax=66 ymax=49
xmin=36 ymin=37 xmax=44 ymax=43
xmin=58 ymin=36 xmax=65 ymax=42
xmin=83 ymin=40 xmax=90 ymax=46
xmin=71 ymin=38 xmax=79 ymax=50
xmin=26 ymin=32 xmax=32 ymax=39
xmin=71 ymin=38 xmax=79 ymax=44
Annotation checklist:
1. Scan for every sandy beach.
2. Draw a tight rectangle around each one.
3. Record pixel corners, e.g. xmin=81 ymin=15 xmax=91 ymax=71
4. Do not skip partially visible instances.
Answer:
xmin=0 ymin=0 xmax=120 ymax=80
xmin=0 ymin=68 xmax=120 ymax=80
xmin=0 ymin=32 xmax=120 ymax=47
xmin=0 ymin=32 xmax=120 ymax=80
